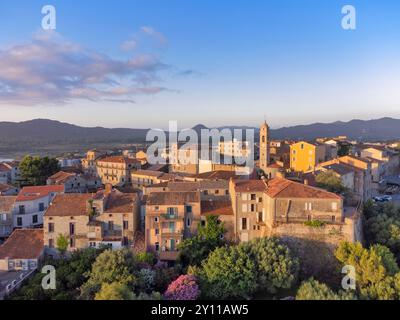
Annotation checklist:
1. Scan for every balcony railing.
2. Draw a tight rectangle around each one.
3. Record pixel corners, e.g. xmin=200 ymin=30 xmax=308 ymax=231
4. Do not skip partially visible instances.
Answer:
xmin=161 ymin=213 xmax=180 ymax=220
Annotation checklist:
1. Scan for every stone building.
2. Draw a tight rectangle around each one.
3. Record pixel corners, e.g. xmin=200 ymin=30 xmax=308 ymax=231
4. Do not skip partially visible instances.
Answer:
xmin=44 ymin=186 xmax=140 ymax=254
xmin=96 ymin=156 xmax=142 ymax=186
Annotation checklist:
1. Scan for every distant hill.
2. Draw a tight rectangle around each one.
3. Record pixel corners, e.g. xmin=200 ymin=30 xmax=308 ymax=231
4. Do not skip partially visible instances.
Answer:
xmin=270 ymin=117 xmax=400 ymax=141
xmin=1 ymin=117 xmax=400 ymax=152
xmin=0 ymin=119 xmax=150 ymax=143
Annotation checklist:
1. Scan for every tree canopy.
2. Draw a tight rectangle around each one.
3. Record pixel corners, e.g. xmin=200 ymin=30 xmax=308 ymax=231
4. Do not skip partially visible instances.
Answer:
xmin=95 ymin=282 xmax=134 ymax=300
xmin=335 ymin=242 xmax=400 ymax=300
xmin=19 ymin=155 xmax=60 ymax=186
xmin=316 ymin=170 xmax=348 ymax=194
xmin=296 ymin=278 xmax=356 ymax=300
xmin=80 ymin=249 xmax=138 ymax=300
xmin=178 ymin=215 xmax=226 ymax=268
xmin=363 ymin=201 xmax=400 ymax=259
xmin=193 ymin=238 xmax=298 ymax=299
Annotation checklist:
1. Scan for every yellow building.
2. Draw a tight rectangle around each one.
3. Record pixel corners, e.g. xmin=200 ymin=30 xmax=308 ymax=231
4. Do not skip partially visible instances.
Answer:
xmin=96 ymin=156 xmax=141 ymax=186
xmin=290 ymin=141 xmax=326 ymax=172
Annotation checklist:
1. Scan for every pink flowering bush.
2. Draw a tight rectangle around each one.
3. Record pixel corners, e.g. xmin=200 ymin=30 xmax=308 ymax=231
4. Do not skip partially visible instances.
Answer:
xmin=164 ymin=275 xmax=200 ymax=300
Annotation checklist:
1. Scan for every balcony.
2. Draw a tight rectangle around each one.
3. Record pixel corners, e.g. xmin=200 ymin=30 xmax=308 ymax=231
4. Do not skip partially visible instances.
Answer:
xmin=161 ymin=213 xmax=181 ymax=220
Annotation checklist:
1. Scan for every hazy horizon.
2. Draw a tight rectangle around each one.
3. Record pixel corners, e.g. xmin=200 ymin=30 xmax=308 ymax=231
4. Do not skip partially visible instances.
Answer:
xmin=1 ymin=1 xmax=400 ymax=128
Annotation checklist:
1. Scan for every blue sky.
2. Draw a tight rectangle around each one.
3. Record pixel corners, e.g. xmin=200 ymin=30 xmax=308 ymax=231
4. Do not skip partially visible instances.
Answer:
xmin=0 ymin=0 xmax=400 ymax=129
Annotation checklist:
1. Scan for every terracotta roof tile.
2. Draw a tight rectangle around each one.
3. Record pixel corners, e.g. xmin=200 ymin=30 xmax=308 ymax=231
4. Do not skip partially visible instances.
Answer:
xmin=104 ymin=191 xmax=137 ymax=213
xmin=0 ymin=229 xmax=44 ymax=259
xmin=97 ymin=156 xmax=140 ymax=165
xmin=45 ymin=193 xmax=93 ymax=217
xmin=148 ymin=191 xmax=200 ymax=206
xmin=48 ymin=171 xmax=76 ymax=184
xmin=233 ymin=180 xmax=268 ymax=192
xmin=266 ymin=177 xmax=341 ymax=199
xmin=16 ymin=185 xmax=64 ymax=202
xmin=201 ymin=200 xmax=233 ymax=216
xmin=0 ymin=196 xmax=16 ymax=212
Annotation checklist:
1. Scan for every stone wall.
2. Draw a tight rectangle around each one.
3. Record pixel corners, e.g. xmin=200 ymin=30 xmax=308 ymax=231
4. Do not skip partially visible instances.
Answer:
xmin=270 ymin=217 xmax=362 ymax=286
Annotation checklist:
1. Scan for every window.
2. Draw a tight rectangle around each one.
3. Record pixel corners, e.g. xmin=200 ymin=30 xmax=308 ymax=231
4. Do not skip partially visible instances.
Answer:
xmin=70 ymin=237 xmax=75 ymax=248
xmin=17 ymin=217 xmax=22 ymax=227
xmin=242 ymin=204 xmax=248 ymax=213
xmin=250 ymin=204 xmax=256 ymax=212
xmin=123 ymin=221 xmax=129 ymax=230
xmin=301 ymin=144 xmax=304 ymax=149
xmin=69 ymin=223 xmax=75 ymax=236
xmin=185 ymin=206 xmax=192 ymax=213
xmin=32 ymin=215 xmax=38 ymax=224
xmin=258 ymin=212 xmax=264 ymax=223
xmin=201 ymin=220 xmax=206 ymax=227
xmin=215 ymin=190 xmax=219 ymax=195
xmin=155 ymin=206 xmax=159 ymax=211
xmin=241 ymin=194 xmax=248 ymax=201
xmin=108 ymin=221 xmax=114 ymax=231
xmin=241 ymin=218 xmax=248 ymax=231
xmin=305 ymin=203 xmax=312 ymax=211
xmin=154 ymin=217 xmax=159 ymax=223
xmin=251 ymin=194 xmax=256 ymax=201
xmin=155 ymin=229 xmax=160 ymax=235
xmin=186 ymin=218 xmax=191 ymax=228
xmin=49 ymin=239 xmax=54 ymax=248
xmin=332 ymin=202 xmax=338 ymax=211
xmin=332 ymin=216 xmax=336 ymax=222
xmin=167 ymin=207 xmax=177 ymax=215
xmin=38 ymin=203 xmax=45 ymax=212
xmin=155 ymin=242 xmax=160 ymax=252
xmin=18 ymin=205 xmax=25 ymax=215
xmin=48 ymin=223 xmax=54 ymax=233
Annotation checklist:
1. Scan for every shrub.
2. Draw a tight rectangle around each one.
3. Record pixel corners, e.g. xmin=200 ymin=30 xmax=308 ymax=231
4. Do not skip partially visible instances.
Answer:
xmin=164 ymin=275 xmax=200 ymax=301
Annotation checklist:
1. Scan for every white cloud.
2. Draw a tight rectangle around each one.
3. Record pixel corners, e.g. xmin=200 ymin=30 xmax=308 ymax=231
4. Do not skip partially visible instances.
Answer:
xmin=0 ymin=30 xmax=170 ymax=105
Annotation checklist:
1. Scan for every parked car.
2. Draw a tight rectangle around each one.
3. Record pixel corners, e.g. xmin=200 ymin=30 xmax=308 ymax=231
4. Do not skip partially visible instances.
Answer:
xmin=373 ymin=195 xmax=392 ymax=203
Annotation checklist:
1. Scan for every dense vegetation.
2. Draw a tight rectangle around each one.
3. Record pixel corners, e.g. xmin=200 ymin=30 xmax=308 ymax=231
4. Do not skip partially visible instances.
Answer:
xmin=10 ymin=201 xmax=400 ymax=301
xmin=315 ymin=170 xmax=348 ymax=194
xmin=19 ymin=155 xmax=60 ymax=186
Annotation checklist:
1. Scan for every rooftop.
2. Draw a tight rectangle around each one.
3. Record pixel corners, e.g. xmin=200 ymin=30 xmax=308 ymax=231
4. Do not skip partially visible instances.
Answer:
xmin=47 ymin=171 xmax=76 ymax=184
xmin=147 ymin=191 xmax=200 ymax=206
xmin=45 ymin=193 xmax=93 ymax=217
xmin=97 ymin=156 xmax=140 ymax=165
xmin=320 ymin=163 xmax=354 ymax=176
xmin=0 ymin=229 xmax=44 ymax=260
xmin=201 ymin=200 xmax=234 ymax=216
xmin=0 ymin=196 xmax=17 ymax=212
xmin=233 ymin=180 xmax=268 ymax=192
xmin=266 ymin=177 xmax=342 ymax=199
xmin=16 ymin=185 xmax=64 ymax=202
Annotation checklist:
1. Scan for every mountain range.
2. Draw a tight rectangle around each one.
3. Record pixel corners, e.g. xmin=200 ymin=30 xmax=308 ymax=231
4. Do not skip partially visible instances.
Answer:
xmin=1 ymin=117 xmax=400 ymax=152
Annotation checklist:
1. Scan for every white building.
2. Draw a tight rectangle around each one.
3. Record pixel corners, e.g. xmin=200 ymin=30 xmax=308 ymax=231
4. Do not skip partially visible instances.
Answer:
xmin=13 ymin=185 xmax=64 ymax=229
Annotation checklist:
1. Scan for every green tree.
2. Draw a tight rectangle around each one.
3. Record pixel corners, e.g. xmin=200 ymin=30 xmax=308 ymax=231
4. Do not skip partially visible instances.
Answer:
xmin=19 ymin=155 xmax=60 ymax=186
xmin=195 ymin=238 xmax=298 ymax=299
xmin=315 ymin=170 xmax=348 ymax=194
xmin=80 ymin=249 xmax=137 ymax=300
xmin=335 ymin=242 xmax=400 ymax=300
xmin=296 ymin=278 xmax=356 ymax=300
xmin=56 ymin=234 xmax=69 ymax=255
xmin=95 ymin=282 xmax=134 ymax=300
xmin=7 ymin=248 xmax=102 ymax=300
xmin=178 ymin=215 xmax=225 ymax=267
xmin=338 ymin=144 xmax=351 ymax=157
xmin=363 ymin=202 xmax=400 ymax=258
